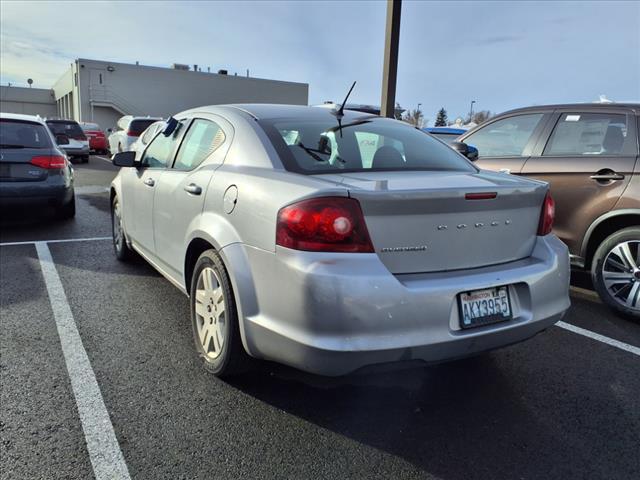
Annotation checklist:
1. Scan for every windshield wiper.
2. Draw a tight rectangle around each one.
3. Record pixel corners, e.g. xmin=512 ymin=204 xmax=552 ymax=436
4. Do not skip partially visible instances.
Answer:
xmin=296 ymin=142 xmax=325 ymax=162
xmin=0 ymin=144 xmax=26 ymax=149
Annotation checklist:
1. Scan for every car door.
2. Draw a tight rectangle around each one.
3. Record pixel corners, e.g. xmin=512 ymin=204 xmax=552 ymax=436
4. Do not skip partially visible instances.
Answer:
xmin=520 ymin=109 xmax=639 ymax=256
xmin=153 ymin=116 xmax=231 ymax=280
xmin=120 ymin=123 xmax=183 ymax=257
xmin=462 ymin=112 xmax=551 ymax=174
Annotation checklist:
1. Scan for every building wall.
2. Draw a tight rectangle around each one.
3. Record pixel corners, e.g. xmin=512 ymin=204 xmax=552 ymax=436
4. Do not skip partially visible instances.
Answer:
xmin=71 ymin=59 xmax=308 ymax=131
xmin=0 ymin=86 xmax=57 ymax=117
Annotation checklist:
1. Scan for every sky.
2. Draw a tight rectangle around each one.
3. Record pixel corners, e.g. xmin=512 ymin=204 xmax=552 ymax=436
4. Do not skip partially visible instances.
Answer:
xmin=1 ymin=0 xmax=639 ymax=124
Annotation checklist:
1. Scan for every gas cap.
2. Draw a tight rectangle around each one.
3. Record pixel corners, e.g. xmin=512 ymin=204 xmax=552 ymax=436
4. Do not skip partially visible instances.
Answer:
xmin=223 ymin=185 xmax=238 ymax=214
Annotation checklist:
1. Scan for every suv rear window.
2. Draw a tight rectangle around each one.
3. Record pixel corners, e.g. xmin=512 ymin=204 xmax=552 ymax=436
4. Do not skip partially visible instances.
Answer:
xmin=0 ymin=119 xmax=52 ymax=149
xmin=129 ymin=120 xmax=158 ymax=136
xmin=46 ymin=121 xmax=84 ymax=137
xmin=260 ymin=117 xmax=476 ymax=174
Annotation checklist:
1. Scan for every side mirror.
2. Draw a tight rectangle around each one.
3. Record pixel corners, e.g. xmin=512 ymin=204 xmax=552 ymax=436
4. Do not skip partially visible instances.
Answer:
xmin=451 ymin=141 xmax=479 ymax=161
xmin=56 ymin=134 xmax=70 ymax=145
xmin=112 ymin=151 xmax=136 ymax=167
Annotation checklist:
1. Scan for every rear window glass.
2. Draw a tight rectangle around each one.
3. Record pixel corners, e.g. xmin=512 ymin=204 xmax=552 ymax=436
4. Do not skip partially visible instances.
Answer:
xmin=129 ymin=120 xmax=157 ymax=136
xmin=46 ymin=121 xmax=84 ymax=137
xmin=0 ymin=119 xmax=52 ymax=149
xmin=260 ymin=117 xmax=476 ymax=174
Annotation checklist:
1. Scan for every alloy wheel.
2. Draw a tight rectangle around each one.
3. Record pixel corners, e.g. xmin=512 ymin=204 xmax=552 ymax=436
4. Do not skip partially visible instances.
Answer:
xmin=601 ymin=240 xmax=640 ymax=311
xmin=194 ymin=267 xmax=227 ymax=360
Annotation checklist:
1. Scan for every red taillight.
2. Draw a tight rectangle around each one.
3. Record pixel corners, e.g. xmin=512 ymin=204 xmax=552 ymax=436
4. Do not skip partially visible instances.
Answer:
xmin=30 ymin=155 xmax=66 ymax=169
xmin=276 ymin=197 xmax=374 ymax=253
xmin=537 ymin=191 xmax=555 ymax=235
xmin=127 ymin=129 xmax=141 ymax=137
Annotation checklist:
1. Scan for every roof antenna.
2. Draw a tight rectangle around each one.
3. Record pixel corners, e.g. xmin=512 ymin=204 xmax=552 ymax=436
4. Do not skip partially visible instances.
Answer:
xmin=332 ymin=81 xmax=356 ymax=137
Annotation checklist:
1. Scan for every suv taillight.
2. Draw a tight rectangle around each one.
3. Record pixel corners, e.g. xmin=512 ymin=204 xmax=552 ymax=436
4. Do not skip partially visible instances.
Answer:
xmin=31 ymin=155 xmax=66 ymax=169
xmin=537 ymin=191 xmax=555 ymax=235
xmin=276 ymin=197 xmax=374 ymax=253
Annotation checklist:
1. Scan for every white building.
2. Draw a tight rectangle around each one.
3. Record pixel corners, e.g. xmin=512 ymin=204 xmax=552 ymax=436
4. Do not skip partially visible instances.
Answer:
xmin=3 ymin=58 xmax=309 ymax=131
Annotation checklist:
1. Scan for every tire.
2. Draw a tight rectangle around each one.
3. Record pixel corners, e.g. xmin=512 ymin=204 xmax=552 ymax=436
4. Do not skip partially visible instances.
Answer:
xmin=111 ymin=196 xmax=135 ymax=261
xmin=591 ymin=227 xmax=640 ymax=320
xmin=58 ymin=195 xmax=76 ymax=220
xmin=190 ymin=249 xmax=251 ymax=377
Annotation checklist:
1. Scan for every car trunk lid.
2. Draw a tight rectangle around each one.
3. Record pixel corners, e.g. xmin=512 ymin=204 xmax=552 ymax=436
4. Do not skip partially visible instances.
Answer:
xmin=314 ymin=170 xmax=547 ymax=274
xmin=0 ymin=148 xmax=54 ymax=182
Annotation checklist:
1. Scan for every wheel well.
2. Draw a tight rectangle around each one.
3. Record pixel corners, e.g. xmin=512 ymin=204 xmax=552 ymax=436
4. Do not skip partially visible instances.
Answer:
xmin=584 ymin=214 xmax=640 ymax=269
xmin=110 ymin=187 xmax=116 ymax=207
xmin=184 ymin=238 xmax=215 ymax=294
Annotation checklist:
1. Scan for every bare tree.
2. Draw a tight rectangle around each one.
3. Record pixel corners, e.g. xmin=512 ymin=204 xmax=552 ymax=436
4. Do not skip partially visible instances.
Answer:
xmin=470 ymin=110 xmax=492 ymax=125
xmin=402 ymin=109 xmax=425 ymax=128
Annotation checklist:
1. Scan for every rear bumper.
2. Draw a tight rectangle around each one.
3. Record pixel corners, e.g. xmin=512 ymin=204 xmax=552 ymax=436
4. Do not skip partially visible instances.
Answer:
xmin=62 ymin=146 xmax=90 ymax=157
xmin=223 ymin=235 xmax=571 ymax=376
xmin=0 ymin=175 xmax=74 ymax=208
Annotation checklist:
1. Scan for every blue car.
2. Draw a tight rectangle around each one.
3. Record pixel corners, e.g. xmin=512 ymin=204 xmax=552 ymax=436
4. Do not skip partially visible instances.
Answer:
xmin=423 ymin=127 xmax=467 ymax=144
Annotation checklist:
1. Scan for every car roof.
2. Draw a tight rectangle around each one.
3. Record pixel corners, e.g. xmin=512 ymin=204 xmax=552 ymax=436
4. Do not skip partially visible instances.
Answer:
xmin=424 ymin=127 xmax=466 ymax=134
xmin=0 ymin=112 xmax=47 ymax=125
xmin=186 ymin=104 xmax=379 ymax=122
xmin=500 ymin=102 xmax=640 ymax=116
xmin=46 ymin=119 xmax=80 ymax=124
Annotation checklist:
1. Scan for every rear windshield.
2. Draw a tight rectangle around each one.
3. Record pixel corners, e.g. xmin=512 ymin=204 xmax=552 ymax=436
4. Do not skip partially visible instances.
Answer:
xmin=47 ymin=121 xmax=84 ymax=137
xmin=259 ymin=117 xmax=476 ymax=174
xmin=81 ymin=123 xmax=100 ymax=131
xmin=0 ymin=119 xmax=52 ymax=149
xmin=129 ymin=119 xmax=158 ymax=135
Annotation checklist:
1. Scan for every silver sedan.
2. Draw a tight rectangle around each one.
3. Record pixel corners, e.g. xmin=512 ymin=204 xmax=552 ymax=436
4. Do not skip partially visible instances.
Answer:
xmin=110 ymin=104 xmax=570 ymax=377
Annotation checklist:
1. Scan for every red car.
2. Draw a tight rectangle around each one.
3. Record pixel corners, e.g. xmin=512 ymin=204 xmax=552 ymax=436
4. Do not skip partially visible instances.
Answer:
xmin=80 ymin=122 xmax=109 ymax=154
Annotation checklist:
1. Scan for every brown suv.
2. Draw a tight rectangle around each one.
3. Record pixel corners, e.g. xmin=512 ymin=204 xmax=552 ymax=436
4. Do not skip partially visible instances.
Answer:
xmin=454 ymin=103 xmax=639 ymax=319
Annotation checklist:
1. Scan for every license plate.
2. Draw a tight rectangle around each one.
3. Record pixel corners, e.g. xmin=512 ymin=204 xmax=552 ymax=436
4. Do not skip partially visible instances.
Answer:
xmin=458 ymin=286 xmax=512 ymax=329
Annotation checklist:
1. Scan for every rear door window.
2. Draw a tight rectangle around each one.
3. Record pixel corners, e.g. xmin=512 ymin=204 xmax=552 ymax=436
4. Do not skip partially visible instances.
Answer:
xmin=464 ymin=114 xmax=544 ymax=157
xmin=543 ymin=113 xmax=632 ymax=156
xmin=173 ymin=119 xmax=226 ymax=170
xmin=0 ymin=119 xmax=52 ymax=149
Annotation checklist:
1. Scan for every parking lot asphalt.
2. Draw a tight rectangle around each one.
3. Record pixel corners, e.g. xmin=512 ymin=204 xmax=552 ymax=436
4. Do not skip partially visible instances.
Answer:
xmin=1 ymin=157 xmax=639 ymax=480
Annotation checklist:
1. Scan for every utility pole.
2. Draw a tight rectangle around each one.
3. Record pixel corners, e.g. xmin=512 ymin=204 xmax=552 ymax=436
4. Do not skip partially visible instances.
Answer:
xmin=468 ymin=100 xmax=476 ymax=122
xmin=381 ymin=0 xmax=402 ymax=118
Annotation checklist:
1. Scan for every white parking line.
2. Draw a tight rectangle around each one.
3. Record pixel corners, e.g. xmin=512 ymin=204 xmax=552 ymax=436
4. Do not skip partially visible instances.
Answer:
xmin=0 ymin=236 xmax=111 ymax=247
xmin=557 ymin=321 xmax=640 ymax=357
xmin=35 ymin=242 xmax=131 ymax=480
xmin=95 ymin=155 xmax=113 ymax=164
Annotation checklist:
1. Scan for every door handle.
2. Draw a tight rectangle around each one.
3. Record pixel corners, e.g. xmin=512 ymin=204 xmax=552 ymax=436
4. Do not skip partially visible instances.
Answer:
xmin=590 ymin=172 xmax=625 ymax=182
xmin=184 ymin=183 xmax=202 ymax=195
xmin=143 ymin=178 xmax=155 ymax=187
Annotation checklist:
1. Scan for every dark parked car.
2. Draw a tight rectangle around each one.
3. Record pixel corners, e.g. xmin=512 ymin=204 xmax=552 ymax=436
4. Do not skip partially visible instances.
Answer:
xmin=453 ymin=103 xmax=639 ymax=318
xmin=0 ymin=113 xmax=75 ymax=219
xmin=45 ymin=119 xmax=90 ymax=163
